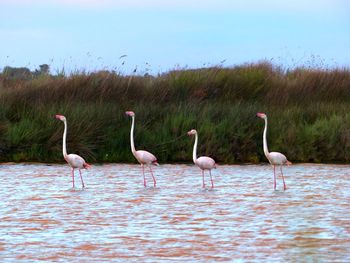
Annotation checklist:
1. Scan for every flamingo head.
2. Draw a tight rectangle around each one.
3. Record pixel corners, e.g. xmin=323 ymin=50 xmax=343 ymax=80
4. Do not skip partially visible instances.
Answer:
xmin=55 ymin=114 xmax=66 ymax=121
xmin=256 ymin=112 xmax=267 ymax=119
xmin=125 ymin=111 xmax=135 ymax=117
xmin=187 ymin=129 xmax=197 ymax=136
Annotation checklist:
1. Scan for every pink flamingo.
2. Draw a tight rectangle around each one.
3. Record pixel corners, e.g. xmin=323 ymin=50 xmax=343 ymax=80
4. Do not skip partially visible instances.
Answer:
xmin=257 ymin=112 xmax=291 ymax=191
xmin=188 ymin=129 xmax=216 ymax=188
xmin=126 ymin=111 xmax=159 ymax=187
xmin=55 ymin=115 xmax=91 ymax=188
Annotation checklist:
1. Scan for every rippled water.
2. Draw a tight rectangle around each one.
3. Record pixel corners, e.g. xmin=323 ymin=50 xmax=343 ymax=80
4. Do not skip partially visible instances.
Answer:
xmin=0 ymin=163 xmax=349 ymax=262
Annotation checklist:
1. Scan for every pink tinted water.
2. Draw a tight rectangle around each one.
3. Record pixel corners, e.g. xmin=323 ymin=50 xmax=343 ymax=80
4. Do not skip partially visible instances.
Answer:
xmin=0 ymin=163 xmax=349 ymax=262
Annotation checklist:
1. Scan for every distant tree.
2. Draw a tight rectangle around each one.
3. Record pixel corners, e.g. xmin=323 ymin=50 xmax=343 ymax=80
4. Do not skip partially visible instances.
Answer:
xmin=39 ymin=64 xmax=50 ymax=75
xmin=3 ymin=66 xmax=32 ymax=80
xmin=34 ymin=64 xmax=50 ymax=77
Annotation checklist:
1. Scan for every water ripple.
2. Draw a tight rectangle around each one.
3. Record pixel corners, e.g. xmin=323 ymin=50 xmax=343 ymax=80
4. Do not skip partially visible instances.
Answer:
xmin=0 ymin=163 xmax=349 ymax=262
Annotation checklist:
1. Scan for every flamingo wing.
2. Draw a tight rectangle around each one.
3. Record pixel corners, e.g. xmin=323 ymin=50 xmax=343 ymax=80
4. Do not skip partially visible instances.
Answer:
xmin=135 ymin=150 xmax=158 ymax=165
xmin=196 ymin=156 xmax=216 ymax=170
xmin=268 ymin=152 xmax=288 ymax=165
xmin=66 ymin=154 xmax=86 ymax=168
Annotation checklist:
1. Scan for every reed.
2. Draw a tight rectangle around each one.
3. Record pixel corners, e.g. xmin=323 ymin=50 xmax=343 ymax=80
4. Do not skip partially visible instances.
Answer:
xmin=0 ymin=62 xmax=349 ymax=163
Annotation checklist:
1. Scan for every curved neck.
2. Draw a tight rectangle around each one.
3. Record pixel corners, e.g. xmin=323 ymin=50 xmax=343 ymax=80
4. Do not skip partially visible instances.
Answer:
xmin=192 ymin=133 xmax=198 ymax=163
xmin=130 ymin=116 xmax=136 ymax=155
xmin=262 ymin=118 xmax=269 ymax=157
xmin=62 ymin=120 xmax=68 ymax=157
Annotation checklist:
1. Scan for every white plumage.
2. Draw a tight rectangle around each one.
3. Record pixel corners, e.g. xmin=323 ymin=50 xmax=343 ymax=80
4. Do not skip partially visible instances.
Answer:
xmin=257 ymin=112 xmax=291 ymax=191
xmin=56 ymin=115 xmax=90 ymax=188
xmin=126 ymin=111 xmax=158 ymax=187
xmin=188 ymin=129 xmax=216 ymax=188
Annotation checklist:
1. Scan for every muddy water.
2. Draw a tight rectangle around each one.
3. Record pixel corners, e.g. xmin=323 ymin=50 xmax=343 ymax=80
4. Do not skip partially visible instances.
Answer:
xmin=0 ymin=163 xmax=349 ymax=262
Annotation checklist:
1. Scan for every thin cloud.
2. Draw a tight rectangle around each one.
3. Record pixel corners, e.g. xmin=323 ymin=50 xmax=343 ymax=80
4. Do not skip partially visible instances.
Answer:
xmin=1 ymin=0 xmax=346 ymax=12
xmin=0 ymin=28 xmax=49 ymax=39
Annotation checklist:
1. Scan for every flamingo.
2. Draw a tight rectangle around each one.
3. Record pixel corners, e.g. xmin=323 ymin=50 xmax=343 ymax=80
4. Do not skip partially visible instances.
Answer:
xmin=55 ymin=115 xmax=91 ymax=188
xmin=125 ymin=111 xmax=158 ymax=187
xmin=256 ymin=112 xmax=291 ymax=191
xmin=188 ymin=129 xmax=216 ymax=188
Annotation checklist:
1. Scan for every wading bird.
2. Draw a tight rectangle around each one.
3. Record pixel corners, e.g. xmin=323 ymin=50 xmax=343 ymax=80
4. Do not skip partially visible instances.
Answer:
xmin=55 ymin=115 xmax=91 ymax=188
xmin=188 ymin=129 xmax=216 ymax=188
xmin=256 ymin=112 xmax=291 ymax=190
xmin=126 ymin=111 xmax=158 ymax=187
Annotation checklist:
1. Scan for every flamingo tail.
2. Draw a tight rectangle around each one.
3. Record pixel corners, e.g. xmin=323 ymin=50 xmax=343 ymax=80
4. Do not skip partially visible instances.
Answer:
xmin=152 ymin=160 xmax=159 ymax=166
xmin=83 ymin=163 xmax=92 ymax=169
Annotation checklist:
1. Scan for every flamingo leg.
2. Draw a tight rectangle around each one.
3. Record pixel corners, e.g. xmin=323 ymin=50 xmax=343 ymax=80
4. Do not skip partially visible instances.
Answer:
xmin=202 ymin=170 xmax=206 ymax=188
xmin=209 ymin=169 xmax=214 ymax=188
xmin=280 ymin=166 xmax=287 ymax=190
xmin=71 ymin=168 xmax=75 ymax=188
xmin=142 ymin=164 xmax=146 ymax=187
xmin=273 ymin=165 xmax=276 ymax=190
xmin=79 ymin=169 xmax=85 ymax=188
xmin=149 ymin=166 xmax=157 ymax=187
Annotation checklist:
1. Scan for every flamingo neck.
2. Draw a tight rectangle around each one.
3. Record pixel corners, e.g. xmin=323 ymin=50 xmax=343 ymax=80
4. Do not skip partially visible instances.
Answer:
xmin=130 ymin=116 xmax=137 ymax=155
xmin=192 ymin=133 xmax=198 ymax=164
xmin=62 ymin=120 xmax=68 ymax=157
xmin=263 ymin=118 xmax=270 ymax=157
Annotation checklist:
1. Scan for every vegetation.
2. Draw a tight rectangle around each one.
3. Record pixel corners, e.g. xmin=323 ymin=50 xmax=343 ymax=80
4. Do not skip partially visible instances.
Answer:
xmin=0 ymin=62 xmax=349 ymax=164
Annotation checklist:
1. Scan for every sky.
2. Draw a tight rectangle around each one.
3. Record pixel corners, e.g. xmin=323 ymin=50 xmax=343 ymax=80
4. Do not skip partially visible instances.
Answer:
xmin=1 ymin=0 xmax=349 ymax=75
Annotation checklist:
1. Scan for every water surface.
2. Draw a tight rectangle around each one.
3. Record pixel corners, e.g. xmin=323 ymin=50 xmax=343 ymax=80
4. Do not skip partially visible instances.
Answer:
xmin=0 ymin=163 xmax=349 ymax=262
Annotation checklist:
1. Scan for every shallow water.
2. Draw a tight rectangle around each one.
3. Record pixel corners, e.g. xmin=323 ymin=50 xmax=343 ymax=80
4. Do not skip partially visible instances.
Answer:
xmin=0 ymin=163 xmax=349 ymax=262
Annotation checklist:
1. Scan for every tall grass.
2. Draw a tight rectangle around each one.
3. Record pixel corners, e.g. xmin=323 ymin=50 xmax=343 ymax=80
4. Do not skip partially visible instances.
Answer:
xmin=0 ymin=62 xmax=349 ymax=163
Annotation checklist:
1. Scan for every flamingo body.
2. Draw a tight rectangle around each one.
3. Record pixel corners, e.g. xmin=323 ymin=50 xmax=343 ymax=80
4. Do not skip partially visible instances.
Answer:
xmin=196 ymin=156 xmax=216 ymax=170
xmin=267 ymin=152 xmax=289 ymax=165
xmin=134 ymin=150 xmax=159 ymax=166
xmin=126 ymin=111 xmax=158 ymax=187
xmin=188 ymin=129 xmax=216 ymax=188
xmin=64 ymin=154 xmax=89 ymax=169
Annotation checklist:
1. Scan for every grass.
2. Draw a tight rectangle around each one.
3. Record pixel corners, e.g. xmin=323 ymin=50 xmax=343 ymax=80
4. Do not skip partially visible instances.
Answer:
xmin=0 ymin=61 xmax=349 ymax=164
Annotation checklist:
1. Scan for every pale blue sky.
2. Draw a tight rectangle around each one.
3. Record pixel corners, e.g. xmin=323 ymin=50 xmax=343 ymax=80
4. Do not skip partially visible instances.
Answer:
xmin=1 ymin=0 xmax=349 ymax=74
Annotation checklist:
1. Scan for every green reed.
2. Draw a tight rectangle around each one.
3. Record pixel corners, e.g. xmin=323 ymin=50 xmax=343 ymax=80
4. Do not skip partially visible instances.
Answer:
xmin=0 ymin=62 xmax=349 ymax=163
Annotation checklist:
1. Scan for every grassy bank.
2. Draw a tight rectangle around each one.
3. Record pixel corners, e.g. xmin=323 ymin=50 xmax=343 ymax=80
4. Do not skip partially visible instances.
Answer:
xmin=0 ymin=62 xmax=349 ymax=164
